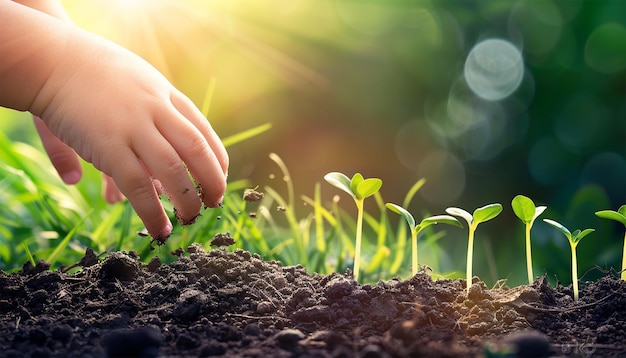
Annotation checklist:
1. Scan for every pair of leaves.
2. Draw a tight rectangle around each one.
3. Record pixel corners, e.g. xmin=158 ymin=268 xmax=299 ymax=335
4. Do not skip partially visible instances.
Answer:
xmin=386 ymin=203 xmax=460 ymax=233
xmin=445 ymin=204 xmax=503 ymax=227
xmin=543 ymin=219 xmax=594 ymax=245
xmin=324 ymin=172 xmax=382 ymax=201
xmin=512 ymin=195 xmax=547 ymax=224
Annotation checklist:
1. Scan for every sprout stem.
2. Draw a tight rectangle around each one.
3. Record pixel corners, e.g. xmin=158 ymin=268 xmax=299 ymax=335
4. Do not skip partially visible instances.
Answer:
xmin=354 ymin=199 xmax=364 ymax=282
xmin=411 ymin=229 xmax=418 ymax=276
xmin=466 ymin=224 xmax=476 ymax=294
xmin=525 ymin=223 xmax=534 ymax=284
xmin=570 ymin=242 xmax=579 ymax=301
xmin=622 ymin=232 xmax=626 ymax=280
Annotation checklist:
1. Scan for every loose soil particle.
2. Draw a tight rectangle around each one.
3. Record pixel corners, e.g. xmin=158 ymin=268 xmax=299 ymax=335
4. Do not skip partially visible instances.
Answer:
xmin=0 ymin=244 xmax=625 ymax=357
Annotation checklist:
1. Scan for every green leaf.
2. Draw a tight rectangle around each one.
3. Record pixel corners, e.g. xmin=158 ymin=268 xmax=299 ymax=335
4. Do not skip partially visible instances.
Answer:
xmin=473 ymin=203 xmax=503 ymax=224
xmin=445 ymin=207 xmax=473 ymax=226
xmin=324 ymin=172 xmax=355 ymax=199
xmin=572 ymin=228 xmax=595 ymax=244
xmin=533 ymin=206 xmax=547 ymax=222
xmin=355 ymin=178 xmax=382 ymax=200
xmin=543 ymin=219 xmax=572 ymax=240
xmin=512 ymin=195 xmax=536 ymax=223
xmin=420 ymin=215 xmax=462 ymax=229
xmin=386 ymin=203 xmax=416 ymax=232
xmin=595 ymin=209 xmax=626 ymax=227
xmin=349 ymin=173 xmax=364 ymax=196
xmin=619 ymin=205 xmax=626 ymax=217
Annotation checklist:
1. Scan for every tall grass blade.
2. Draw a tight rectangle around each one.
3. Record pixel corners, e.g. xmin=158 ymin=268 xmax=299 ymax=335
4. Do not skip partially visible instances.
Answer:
xmin=222 ymin=123 xmax=272 ymax=148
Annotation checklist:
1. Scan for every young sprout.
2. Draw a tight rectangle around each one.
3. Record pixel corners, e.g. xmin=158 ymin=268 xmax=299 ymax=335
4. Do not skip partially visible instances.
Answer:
xmin=386 ymin=203 xmax=461 ymax=276
xmin=595 ymin=205 xmax=626 ymax=280
xmin=324 ymin=172 xmax=382 ymax=282
xmin=511 ymin=195 xmax=547 ymax=285
xmin=543 ymin=219 xmax=594 ymax=301
xmin=446 ymin=204 xmax=503 ymax=294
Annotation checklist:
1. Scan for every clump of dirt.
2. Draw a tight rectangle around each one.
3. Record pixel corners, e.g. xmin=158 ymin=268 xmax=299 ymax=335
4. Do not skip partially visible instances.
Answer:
xmin=0 ymin=244 xmax=624 ymax=357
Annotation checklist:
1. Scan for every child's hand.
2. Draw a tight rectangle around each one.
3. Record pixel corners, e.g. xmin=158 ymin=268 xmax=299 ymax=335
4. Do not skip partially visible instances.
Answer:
xmin=30 ymin=26 xmax=229 ymax=242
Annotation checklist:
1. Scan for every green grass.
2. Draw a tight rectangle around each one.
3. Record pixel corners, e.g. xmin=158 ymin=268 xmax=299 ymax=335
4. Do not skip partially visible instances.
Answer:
xmin=0 ymin=128 xmax=454 ymax=282
xmin=3 ymin=128 xmax=619 ymax=286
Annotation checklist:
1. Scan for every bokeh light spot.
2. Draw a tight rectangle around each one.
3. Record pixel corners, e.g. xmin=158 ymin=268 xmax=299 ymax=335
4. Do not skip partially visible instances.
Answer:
xmin=584 ymin=23 xmax=626 ymax=74
xmin=464 ymin=39 xmax=524 ymax=101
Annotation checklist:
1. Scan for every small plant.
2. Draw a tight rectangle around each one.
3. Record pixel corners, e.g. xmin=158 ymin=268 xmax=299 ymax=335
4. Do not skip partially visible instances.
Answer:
xmin=543 ymin=219 xmax=594 ymax=300
xmin=386 ymin=203 xmax=460 ymax=276
xmin=324 ymin=172 xmax=382 ymax=282
xmin=595 ymin=205 xmax=626 ymax=280
xmin=511 ymin=195 xmax=547 ymax=284
xmin=446 ymin=203 xmax=503 ymax=293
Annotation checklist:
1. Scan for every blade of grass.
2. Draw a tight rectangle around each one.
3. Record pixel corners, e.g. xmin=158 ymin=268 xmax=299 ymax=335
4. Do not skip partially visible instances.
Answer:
xmin=22 ymin=242 xmax=36 ymax=267
xmin=222 ymin=123 xmax=272 ymax=148
xmin=46 ymin=209 xmax=92 ymax=267
xmin=200 ymin=77 xmax=217 ymax=118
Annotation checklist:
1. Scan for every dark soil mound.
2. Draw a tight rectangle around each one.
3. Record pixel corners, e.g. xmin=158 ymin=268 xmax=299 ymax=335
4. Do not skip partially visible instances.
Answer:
xmin=0 ymin=244 xmax=624 ymax=357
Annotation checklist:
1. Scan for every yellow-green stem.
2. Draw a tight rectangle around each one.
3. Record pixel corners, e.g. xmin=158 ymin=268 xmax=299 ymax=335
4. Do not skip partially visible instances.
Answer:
xmin=354 ymin=200 xmax=364 ymax=282
xmin=622 ymin=232 xmax=626 ymax=281
xmin=525 ymin=223 xmax=534 ymax=284
xmin=411 ymin=229 xmax=419 ymax=276
xmin=622 ymin=232 xmax=626 ymax=280
xmin=571 ymin=242 xmax=579 ymax=301
xmin=466 ymin=225 xmax=476 ymax=294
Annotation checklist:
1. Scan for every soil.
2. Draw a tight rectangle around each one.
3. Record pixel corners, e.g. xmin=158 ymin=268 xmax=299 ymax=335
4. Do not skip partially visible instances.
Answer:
xmin=1 ymin=243 xmax=625 ymax=358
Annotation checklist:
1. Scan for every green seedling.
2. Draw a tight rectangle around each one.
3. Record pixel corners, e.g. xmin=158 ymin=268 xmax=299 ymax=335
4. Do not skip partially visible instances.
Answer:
xmin=446 ymin=204 xmax=503 ymax=293
xmin=595 ymin=205 xmax=626 ymax=280
xmin=324 ymin=172 xmax=382 ymax=282
xmin=543 ymin=219 xmax=594 ymax=300
xmin=511 ymin=195 xmax=547 ymax=284
xmin=386 ymin=203 xmax=460 ymax=276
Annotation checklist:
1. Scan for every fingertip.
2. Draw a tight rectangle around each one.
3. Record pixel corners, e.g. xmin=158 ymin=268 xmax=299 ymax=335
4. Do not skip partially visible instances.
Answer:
xmin=160 ymin=221 xmax=173 ymax=239
xmin=61 ymin=170 xmax=81 ymax=185
xmin=152 ymin=221 xmax=173 ymax=246
xmin=202 ymin=179 xmax=227 ymax=208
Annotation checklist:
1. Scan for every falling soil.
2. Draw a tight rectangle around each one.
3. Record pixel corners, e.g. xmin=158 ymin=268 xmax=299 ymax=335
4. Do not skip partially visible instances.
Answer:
xmin=1 ymin=244 xmax=625 ymax=358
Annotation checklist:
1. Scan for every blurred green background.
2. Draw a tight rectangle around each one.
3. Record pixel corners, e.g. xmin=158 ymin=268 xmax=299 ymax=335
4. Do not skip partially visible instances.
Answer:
xmin=1 ymin=0 xmax=624 ymax=286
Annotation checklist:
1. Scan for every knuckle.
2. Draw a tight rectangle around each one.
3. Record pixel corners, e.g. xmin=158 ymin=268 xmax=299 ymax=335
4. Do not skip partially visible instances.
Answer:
xmin=127 ymin=180 xmax=158 ymax=203
xmin=163 ymin=156 xmax=187 ymax=177
xmin=186 ymin=135 xmax=211 ymax=159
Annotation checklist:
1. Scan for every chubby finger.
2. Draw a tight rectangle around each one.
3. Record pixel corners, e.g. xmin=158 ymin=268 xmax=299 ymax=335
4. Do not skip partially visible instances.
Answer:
xmin=109 ymin=151 xmax=172 ymax=241
xmin=170 ymin=91 xmax=229 ymax=175
xmin=102 ymin=173 xmax=125 ymax=204
xmin=156 ymin=110 xmax=227 ymax=209
xmin=134 ymin=130 xmax=202 ymax=225
xmin=33 ymin=116 xmax=83 ymax=184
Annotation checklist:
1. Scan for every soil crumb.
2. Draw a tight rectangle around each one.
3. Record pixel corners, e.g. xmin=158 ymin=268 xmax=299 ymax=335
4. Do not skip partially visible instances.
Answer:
xmin=243 ymin=188 xmax=264 ymax=202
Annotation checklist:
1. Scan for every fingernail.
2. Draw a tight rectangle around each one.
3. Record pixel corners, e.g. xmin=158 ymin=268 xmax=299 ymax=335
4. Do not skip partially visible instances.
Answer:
xmin=61 ymin=171 xmax=81 ymax=185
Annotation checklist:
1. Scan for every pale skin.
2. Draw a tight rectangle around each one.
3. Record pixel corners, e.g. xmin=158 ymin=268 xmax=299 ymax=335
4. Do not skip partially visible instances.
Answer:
xmin=0 ymin=1 xmax=229 ymax=242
